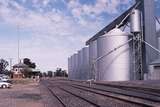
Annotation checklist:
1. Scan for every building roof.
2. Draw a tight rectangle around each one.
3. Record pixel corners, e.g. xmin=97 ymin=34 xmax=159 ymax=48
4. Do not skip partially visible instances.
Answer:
xmin=13 ymin=63 xmax=28 ymax=68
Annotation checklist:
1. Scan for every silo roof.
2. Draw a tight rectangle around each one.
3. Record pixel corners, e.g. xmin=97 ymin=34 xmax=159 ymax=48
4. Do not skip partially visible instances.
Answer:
xmin=105 ymin=27 xmax=131 ymax=36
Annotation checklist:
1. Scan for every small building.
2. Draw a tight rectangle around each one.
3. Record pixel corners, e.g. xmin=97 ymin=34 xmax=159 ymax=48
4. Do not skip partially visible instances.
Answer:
xmin=12 ymin=63 xmax=29 ymax=78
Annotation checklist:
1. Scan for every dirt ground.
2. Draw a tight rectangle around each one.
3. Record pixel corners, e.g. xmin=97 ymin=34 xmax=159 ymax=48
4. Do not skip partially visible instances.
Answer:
xmin=0 ymin=81 xmax=44 ymax=107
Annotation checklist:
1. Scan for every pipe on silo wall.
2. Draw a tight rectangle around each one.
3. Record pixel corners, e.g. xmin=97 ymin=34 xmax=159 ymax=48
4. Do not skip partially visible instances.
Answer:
xmin=82 ymin=47 xmax=89 ymax=80
xmin=89 ymin=40 xmax=97 ymax=80
xmin=97 ymin=28 xmax=132 ymax=81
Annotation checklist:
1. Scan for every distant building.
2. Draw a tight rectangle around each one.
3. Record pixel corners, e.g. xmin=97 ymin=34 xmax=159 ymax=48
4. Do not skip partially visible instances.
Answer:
xmin=28 ymin=69 xmax=40 ymax=78
xmin=12 ymin=62 xmax=29 ymax=78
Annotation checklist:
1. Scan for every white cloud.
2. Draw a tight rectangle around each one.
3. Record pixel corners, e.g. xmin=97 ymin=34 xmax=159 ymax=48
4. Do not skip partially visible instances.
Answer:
xmin=67 ymin=0 xmax=132 ymax=26
xmin=0 ymin=0 xmax=101 ymax=72
xmin=68 ymin=0 xmax=132 ymax=16
xmin=43 ymin=0 xmax=50 ymax=6
xmin=22 ymin=0 xmax=27 ymax=3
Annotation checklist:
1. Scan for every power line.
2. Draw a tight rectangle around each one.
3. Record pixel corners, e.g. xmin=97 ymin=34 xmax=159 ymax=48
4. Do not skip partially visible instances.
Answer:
xmin=17 ymin=24 xmax=20 ymax=63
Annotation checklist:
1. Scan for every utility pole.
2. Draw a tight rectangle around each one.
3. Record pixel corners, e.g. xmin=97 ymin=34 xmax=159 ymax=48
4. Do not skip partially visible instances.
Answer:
xmin=17 ymin=24 xmax=20 ymax=63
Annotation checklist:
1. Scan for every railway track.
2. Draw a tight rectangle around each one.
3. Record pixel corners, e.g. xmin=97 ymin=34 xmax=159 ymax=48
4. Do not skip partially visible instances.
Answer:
xmin=41 ymin=81 xmax=100 ymax=107
xmin=54 ymin=81 xmax=160 ymax=106
xmin=66 ymin=83 xmax=160 ymax=106
xmin=68 ymin=82 xmax=160 ymax=100
xmin=52 ymin=78 xmax=160 ymax=98
xmin=42 ymin=82 xmax=66 ymax=107
xmin=45 ymin=86 xmax=66 ymax=107
xmin=55 ymin=78 xmax=160 ymax=92
xmin=41 ymin=79 xmax=160 ymax=107
xmin=94 ymin=82 xmax=160 ymax=94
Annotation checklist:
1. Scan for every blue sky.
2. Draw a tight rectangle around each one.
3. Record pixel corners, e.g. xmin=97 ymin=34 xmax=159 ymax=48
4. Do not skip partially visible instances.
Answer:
xmin=0 ymin=0 xmax=159 ymax=72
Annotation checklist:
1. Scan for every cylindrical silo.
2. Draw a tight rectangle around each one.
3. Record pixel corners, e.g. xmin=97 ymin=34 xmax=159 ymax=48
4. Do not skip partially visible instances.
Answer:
xmin=72 ymin=54 xmax=77 ymax=79
xmin=82 ymin=47 xmax=89 ymax=80
xmin=68 ymin=57 xmax=72 ymax=79
xmin=74 ymin=53 xmax=78 ymax=79
xmin=70 ymin=55 xmax=74 ymax=79
xmin=97 ymin=27 xmax=132 ymax=81
xmin=78 ymin=49 xmax=83 ymax=80
xmin=89 ymin=40 xmax=97 ymax=80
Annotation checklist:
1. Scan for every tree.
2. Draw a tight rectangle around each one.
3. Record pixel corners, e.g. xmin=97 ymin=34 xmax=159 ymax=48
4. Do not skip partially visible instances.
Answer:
xmin=23 ymin=58 xmax=31 ymax=65
xmin=39 ymin=72 xmax=43 ymax=78
xmin=54 ymin=68 xmax=68 ymax=77
xmin=22 ymin=58 xmax=36 ymax=78
xmin=42 ymin=72 xmax=47 ymax=77
xmin=23 ymin=58 xmax=36 ymax=69
xmin=47 ymin=71 xmax=53 ymax=77
xmin=30 ymin=63 xmax=36 ymax=69
xmin=62 ymin=70 xmax=68 ymax=77
xmin=0 ymin=59 xmax=9 ymax=73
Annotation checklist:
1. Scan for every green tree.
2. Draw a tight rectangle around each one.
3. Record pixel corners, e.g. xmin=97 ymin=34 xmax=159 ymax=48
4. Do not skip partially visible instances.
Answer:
xmin=47 ymin=71 xmax=53 ymax=77
xmin=23 ymin=58 xmax=36 ymax=69
xmin=54 ymin=68 xmax=68 ymax=77
xmin=42 ymin=72 xmax=47 ymax=77
xmin=0 ymin=59 xmax=9 ymax=73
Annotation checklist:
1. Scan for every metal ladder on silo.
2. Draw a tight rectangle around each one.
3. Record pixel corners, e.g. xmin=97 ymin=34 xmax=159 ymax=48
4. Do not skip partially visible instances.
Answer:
xmin=132 ymin=33 xmax=143 ymax=80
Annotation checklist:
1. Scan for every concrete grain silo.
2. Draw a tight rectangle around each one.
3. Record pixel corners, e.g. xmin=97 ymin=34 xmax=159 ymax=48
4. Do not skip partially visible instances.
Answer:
xmin=74 ymin=53 xmax=78 ymax=79
xmin=78 ymin=49 xmax=83 ymax=80
xmin=68 ymin=57 xmax=72 ymax=79
xmin=97 ymin=28 xmax=133 ymax=81
xmin=71 ymin=55 xmax=75 ymax=79
xmin=72 ymin=54 xmax=76 ymax=79
xmin=68 ymin=55 xmax=74 ymax=79
xmin=89 ymin=40 xmax=97 ymax=80
xmin=82 ymin=47 xmax=89 ymax=80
